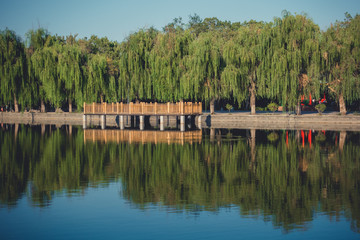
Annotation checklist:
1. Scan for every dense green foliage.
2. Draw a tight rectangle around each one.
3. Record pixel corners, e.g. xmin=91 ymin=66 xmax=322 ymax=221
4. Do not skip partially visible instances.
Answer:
xmin=0 ymin=29 xmax=27 ymax=111
xmin=0 ymin=126 xmax=359 ymax=233
xmin=315 ymin=103 xmax=326 ymax=114
xmin=0 ymin=12 xmax=359 ymax=113
xmin=267 ymin=102 xmax=279 ymax=112
xmin=269 ymin=11 xmax=321 ymax=112
xmin=321 ymin=13 xmax=360 ymax=114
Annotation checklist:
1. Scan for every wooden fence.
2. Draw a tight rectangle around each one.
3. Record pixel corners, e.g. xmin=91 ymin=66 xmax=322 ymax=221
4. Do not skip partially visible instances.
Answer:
xmin=83 ymin=102 xmax=202 ymax=115
xmin=84 ymin=129 xmax=202 ymax=144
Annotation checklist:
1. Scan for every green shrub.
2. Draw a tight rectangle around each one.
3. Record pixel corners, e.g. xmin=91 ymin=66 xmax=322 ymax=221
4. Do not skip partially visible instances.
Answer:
xmin=256 ymin=107 xmax=269 ymax=111
xmin=226 ymin=103 xmax=232 ymax=113
xmin=267 ymin=102 xmax=278 ymax=113
xmin=315 ymin=104 xmax=326 ymax=114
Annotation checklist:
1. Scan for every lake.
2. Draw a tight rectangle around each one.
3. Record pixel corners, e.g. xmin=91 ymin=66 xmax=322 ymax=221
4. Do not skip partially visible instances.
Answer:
xmin=0 ymin=124 xmax=359 ymax=239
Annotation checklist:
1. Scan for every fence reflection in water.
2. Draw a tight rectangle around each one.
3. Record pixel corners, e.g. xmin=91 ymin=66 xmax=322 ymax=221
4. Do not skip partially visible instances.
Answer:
xmin=83 ymin=129 xmax=202 ymax=145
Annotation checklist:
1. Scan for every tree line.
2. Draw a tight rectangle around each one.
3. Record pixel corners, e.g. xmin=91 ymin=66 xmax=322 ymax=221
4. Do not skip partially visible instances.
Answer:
xmin=0 ymin=11 xmax=359 ymax=114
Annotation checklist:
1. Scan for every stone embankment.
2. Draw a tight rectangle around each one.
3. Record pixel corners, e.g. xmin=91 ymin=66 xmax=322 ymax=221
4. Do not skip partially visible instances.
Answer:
xmin=1 ymin=111 xmax=360 ymax=131
xmin=201 ymin=112 xmax=360 ymax=131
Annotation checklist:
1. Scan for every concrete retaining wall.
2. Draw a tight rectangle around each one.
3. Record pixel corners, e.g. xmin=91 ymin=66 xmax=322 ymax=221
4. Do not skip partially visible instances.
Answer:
xmin=199 ymin=113 xmax=360 ymax=131
xmin=1 ymin=112 xmax=360 ymax=131
xmin=0 ymin=112 xmax=180 ymax=128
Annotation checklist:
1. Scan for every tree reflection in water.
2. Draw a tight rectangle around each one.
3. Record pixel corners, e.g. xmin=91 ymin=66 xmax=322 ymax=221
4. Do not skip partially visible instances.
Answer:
xmin=0 ymin=125 xmax=359 ymax=233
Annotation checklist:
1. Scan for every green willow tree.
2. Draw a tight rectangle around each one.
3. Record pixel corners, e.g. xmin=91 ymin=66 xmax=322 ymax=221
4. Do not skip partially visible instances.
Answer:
xmin=0 ymin=29 xmax=27 ymax=112
xmin=57 ymin=36 xmax=85 ymax=112
xmin=121 ymin=29 xmax=157 ymax=101
xmin=221 ymin=38 xmax=246 ymax=107
xmin=321 ymin=13 xmax=360 ymax=115
xmin=31 ymin=42 xmax=64 ymax=109
xmin=268 ymin=12 xmax=321 ymax=114
xmin=222 ymin=21 xmax=269 ymax=114
xmin=186 ymin=31 xmax=223 ymax=112
xmin=84 ymin=53 xmax=108 ymax=103
xmin=85 ymin=35 xmax=121 ymax=103
xmin=150 ymin=30 xmax=192 ymax=102
xmin=118 ymin=44 xmax=130 ymax=102
xmin=26 ymin=28 xmax=54 ymax=112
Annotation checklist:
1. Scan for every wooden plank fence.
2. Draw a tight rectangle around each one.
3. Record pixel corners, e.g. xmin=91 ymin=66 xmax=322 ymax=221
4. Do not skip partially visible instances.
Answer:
xmin=84 ymin=129 xmax=202 ymax=144
xmin=83 ymin=102 xmax=202 ymax=115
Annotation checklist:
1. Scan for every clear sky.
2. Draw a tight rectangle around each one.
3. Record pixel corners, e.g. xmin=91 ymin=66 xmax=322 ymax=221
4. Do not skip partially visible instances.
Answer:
xmin=1 ymin=0 xmax=360 ymax=42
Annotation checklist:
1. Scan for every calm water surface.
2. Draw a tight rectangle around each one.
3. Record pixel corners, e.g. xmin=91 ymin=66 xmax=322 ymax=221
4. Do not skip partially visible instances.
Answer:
xmin=0 ymin=125 xmax=359 ymax=239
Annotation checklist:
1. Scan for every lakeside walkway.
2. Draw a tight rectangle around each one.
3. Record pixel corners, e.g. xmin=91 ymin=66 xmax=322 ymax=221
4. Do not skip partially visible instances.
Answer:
xmin=1 ymin=110 xmax=360 ymax=131
xmin=202 ymin=111 xmax=360 ymax=131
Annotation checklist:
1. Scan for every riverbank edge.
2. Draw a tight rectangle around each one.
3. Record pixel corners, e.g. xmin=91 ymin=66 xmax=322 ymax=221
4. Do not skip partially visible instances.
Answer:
xmin=1 ymin=111 xmax=360 ymax=131
xmin=203 ymin=112 xmax=360 ymax=131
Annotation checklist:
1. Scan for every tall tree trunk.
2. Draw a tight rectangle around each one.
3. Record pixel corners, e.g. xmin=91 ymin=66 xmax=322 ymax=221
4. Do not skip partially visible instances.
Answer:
xmin=210 ymin=98 xmax=215 ymax=114
xmin=68 ymin=98 xmax=72 ymax=113
xmin=14 ymin=94 xmax=19 ymax=113
xmin=41 ymin=100 xmax=46 ymax=113
xmin=339 ymin=92 xmax=346 ymax=115
xmin=296 ymin=101 xmax=302 ymax=115
xmin=249 ymin=81 xmax=256 ymax=115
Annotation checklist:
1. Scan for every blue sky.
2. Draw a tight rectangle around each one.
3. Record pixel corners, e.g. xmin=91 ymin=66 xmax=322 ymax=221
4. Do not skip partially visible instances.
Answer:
xmin=1 ymin=0 xmax=359 ymax=42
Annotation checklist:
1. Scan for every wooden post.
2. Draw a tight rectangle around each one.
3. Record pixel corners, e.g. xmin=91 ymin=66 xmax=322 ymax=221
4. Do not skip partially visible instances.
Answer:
xmin=104 ymin=102 xmax=107 ymax=114
xmin=101 ymin=115 xmax=106 ymax=129
xmin=140 ymin=115 xmax=145 ymax=130
xmin=117 ymin=102 xmax=119 ymax=114
xmin=112 ymin=102 xmax=114 ymax=114
xmin=160 ymin=115 xmax=164 ymax=131
xmin=119 ymin=115 xmax=124 ymax=130
xmin=155 ymin=102 xmax=157 ymax=115
xmin=129 ymin=102 xmax=133 ymax=114
xmin=83 ymin=114 xmax=87 ymax=129
xmin=92 ymin=102 xmax=95 ymax=114
xmin=167 ymin=102 xmax=170 ymax=114
xmin=180 ymin=115 xmax=185 ymax=132
xmin=197 ymin=115 xmax=202 ymax=129
xmin=83 ymin=102 xmax=86 ymax=114
xmin=141 ymin=102 xmax=144 ymax=114
xmin=121 ymin=102 xmax=123 ymax=113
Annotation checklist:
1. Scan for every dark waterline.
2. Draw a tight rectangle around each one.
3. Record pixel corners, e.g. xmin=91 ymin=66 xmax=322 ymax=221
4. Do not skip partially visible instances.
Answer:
xmin=0 ymin=124 xmax=359 ymax=239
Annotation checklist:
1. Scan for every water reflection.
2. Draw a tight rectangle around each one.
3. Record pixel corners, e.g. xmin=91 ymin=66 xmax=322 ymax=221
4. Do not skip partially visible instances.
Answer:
xmin=0 ymin=124 xmax=359 ymax=233
xmin=83 ymin=129 xmax=202 ymax=144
